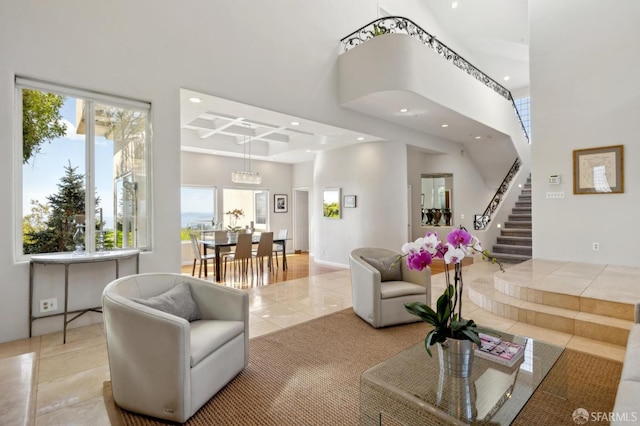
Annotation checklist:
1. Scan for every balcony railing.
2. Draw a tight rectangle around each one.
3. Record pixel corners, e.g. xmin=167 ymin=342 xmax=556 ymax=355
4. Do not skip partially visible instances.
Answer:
xmin=340 ymin=16 xmax=530 ymax=143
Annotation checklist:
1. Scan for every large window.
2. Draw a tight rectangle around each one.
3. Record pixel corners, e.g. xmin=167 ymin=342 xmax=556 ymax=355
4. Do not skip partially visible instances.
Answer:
xmin=181 ymin=186 xmax=216 ymax=240
xmin=17 ymin=78 xmax=151 ymax=256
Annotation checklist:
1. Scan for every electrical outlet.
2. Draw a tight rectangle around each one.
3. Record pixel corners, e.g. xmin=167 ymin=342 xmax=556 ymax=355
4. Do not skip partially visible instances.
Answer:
xmin=40 ymin=298 xmax=57 ymax=313
xmin=546 ymin=191 xmax=565 ymax=199
xmin=592 ymin=242 xmax=600 ymax=251
xmin=460 ymin=214 xmax=465 ymax=220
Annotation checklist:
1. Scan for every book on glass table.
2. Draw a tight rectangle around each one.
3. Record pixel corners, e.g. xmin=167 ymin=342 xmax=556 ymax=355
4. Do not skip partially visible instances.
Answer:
xmin=474 ymin=333 xmax=525 ymax=367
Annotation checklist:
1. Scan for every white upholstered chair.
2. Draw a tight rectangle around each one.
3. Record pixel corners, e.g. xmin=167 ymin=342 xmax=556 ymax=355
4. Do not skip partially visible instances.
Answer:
xmin=349 ymin=247 xmax=431 ymax=328
xmin=102 ymin=273 xmax=249 ymax=423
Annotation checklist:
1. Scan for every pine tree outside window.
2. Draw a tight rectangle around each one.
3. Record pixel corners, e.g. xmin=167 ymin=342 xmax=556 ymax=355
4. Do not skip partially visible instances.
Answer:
xmin=17 ymin=78 xmax=152 ymax=257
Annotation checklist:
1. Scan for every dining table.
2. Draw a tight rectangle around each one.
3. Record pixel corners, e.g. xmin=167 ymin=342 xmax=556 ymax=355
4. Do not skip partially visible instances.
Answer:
xmin=200 ymin=233 xmax=288 ymax=282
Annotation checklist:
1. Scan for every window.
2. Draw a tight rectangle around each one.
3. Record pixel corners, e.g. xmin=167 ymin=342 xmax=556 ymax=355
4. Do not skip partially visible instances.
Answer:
xmin=514 ymin=96 xmax=531 ymax=141
xmin=17 ymin=78 xmax=151 ymax=256
xmin=222 ymin=188 xmax=269 ymax=232
xmin=181 ymin=186 xmax=216 ymax=240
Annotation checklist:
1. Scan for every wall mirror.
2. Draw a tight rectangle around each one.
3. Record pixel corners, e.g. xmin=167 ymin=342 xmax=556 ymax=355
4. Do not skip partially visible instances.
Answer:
xmin=421 ymin=174 xmax=453 ymax=226
xmin=323 ymin=188 xmax=341 ymax=219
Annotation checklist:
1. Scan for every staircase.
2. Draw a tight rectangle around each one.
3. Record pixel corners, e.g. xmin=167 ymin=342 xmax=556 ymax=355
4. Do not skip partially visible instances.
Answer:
xmin=491 ymin=177 xmax=532 ymax=264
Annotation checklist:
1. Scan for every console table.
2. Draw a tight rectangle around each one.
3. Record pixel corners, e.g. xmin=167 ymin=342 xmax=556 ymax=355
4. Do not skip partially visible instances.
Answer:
xmin=29 ymin=249 xmax=140 ymax=343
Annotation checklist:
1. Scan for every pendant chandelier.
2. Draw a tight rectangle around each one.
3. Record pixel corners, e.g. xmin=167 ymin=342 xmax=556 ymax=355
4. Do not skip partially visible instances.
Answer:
xmin=231 ymin=125 xmax=261 ymax=184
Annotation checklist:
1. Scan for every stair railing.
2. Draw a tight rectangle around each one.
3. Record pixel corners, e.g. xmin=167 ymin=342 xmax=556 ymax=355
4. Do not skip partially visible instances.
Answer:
xmin=340 ymin=16 xmax=530 ymax=143
xmin=474 ymin=158 xmax=522 ymax=230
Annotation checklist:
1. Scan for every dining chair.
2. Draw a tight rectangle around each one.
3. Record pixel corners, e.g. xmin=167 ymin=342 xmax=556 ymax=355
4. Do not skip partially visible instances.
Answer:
xmin=223 ymin=233 xmax=253 ymax=279
xmin=272 ymin=229 xmax=288 ymax=268
xmin=252 ymin=231 xmax=274 ymax=273
xmin=214 ymin=231 xmax=233 ymax=255
xmin=190 ymin=234 xmax=216 ymax=278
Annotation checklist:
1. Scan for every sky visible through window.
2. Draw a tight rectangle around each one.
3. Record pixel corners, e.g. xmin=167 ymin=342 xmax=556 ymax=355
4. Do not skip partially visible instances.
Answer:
xmin=22 ymin=97 xmax=116 ymax=228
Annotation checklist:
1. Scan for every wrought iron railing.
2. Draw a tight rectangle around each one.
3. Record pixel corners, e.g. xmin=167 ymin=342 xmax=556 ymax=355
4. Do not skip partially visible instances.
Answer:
xmin=474 ymin=158 xmax=522 ymax=230
xmin=340 ymin=16 xmax=530 ymax=143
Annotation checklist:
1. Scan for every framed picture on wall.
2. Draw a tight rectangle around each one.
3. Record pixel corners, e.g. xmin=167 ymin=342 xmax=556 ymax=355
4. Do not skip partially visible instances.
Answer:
xmin=344 ymin=195 xmax=357 ymax=208
xmin=274 ymin=194 xmax=288 ymax=213
xmin=573 ymin=145 xmax=624 ymax=194
xmin=323 ymin=188 xmax=341 ymax=219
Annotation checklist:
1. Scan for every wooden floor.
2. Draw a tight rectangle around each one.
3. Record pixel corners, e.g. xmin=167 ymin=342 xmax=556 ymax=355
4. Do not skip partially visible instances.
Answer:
xmin=182 ymin=251 xmax=471 ymax=289
xmin=182 ymin=252 xmax=344 ymax=289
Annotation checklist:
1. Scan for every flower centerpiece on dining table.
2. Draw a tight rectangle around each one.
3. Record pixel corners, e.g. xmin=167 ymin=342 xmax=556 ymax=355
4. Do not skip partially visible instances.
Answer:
xmin=402 ymin=227 xmax=504 ymax=376
xmin=225 ymin=209 xmax=245 ymax=233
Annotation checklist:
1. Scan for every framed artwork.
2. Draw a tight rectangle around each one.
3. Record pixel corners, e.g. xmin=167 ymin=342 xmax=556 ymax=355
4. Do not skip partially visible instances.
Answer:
xmin=323 ymin=188 xmax=341 ymax=219
xmin=344 ymin=195 xmax=357 ymax=208
xmin=573 ymin=145 xmax=624 ymax=194
xmin=274 ymin=194 xmax=288 ymax=213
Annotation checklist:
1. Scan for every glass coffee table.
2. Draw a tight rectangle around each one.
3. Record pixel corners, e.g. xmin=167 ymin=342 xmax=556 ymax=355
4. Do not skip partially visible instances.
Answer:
xmin=360 ymin=333 xmax=565 ymax=425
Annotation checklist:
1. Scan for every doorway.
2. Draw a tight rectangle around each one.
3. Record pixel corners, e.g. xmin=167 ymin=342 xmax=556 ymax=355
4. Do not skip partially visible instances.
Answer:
xmin=293 ymin=188 xmax=309 ymax=252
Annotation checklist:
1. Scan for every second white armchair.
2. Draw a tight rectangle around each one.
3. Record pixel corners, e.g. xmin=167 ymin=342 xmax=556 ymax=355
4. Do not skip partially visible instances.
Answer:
xmin=349 ymin=247 xmax=431 ymax=328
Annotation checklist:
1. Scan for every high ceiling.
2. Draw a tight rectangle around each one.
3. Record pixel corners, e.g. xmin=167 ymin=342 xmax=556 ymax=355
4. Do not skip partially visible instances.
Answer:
xmin=180 ymin=0 xmax=529 ymax=164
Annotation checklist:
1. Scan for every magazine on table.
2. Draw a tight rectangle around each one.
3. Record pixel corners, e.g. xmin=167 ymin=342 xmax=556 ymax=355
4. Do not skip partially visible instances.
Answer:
xmin=475 ymin=333 xmax=525 ymax=367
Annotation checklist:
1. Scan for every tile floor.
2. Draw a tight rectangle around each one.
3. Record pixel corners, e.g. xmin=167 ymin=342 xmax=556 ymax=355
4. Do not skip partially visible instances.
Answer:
xmin=0 ymin=260 xmax=629 ymax=425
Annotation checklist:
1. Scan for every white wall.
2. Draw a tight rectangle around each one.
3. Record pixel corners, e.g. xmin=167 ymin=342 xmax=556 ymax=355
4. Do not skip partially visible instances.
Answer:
xmin=313 ymin=141 xmax=409 ymax=267
xmin=181 ymin=152 xmax=293 ymax=235
xmin=530 ymin=0 xmax=640 ymax=266
xmin=407 ymin=146 xmax=496 ymax=241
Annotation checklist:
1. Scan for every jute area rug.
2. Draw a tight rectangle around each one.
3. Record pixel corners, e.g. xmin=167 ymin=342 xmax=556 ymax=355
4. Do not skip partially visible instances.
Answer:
xmin=103 ymin=309 xmax=622 ymax=425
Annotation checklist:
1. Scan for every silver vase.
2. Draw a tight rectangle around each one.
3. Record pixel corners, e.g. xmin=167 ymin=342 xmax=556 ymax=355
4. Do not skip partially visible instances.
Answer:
xmin=436 ymin=371 xmax=477 ymax=421
xmin=438 ymin=338 xmax=474 ymax=378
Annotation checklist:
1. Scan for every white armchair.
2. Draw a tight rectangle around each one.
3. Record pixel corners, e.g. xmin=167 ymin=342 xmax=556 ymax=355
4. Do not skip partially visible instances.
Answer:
xmin=349 ymin=248 xmax=431 ymax=328
xmin=102 ymin=273 xmax=249 ymax=423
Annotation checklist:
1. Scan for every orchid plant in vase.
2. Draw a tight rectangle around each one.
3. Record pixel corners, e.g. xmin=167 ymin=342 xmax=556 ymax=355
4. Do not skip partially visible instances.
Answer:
xmin=225 ymin=209 xmax=245 ymax=233
xmin=402 ymin=227 xmax=504 ymax=356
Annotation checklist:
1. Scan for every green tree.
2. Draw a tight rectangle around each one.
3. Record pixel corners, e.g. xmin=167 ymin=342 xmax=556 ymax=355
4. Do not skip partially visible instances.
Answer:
xmin=24 ymin=162 xmax=86 ymax=254
xmin=22 ymin=89 xmax=67 ymax=164
xmin=22 ymin=200 xmax=51 ymax=245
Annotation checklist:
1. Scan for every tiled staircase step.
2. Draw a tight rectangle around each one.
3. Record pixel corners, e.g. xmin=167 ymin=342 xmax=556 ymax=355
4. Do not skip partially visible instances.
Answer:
xmin=518 ymin=196 xmax=531 ymax=202
xmin=508 ymin=214 xmax=532 ymax=221
xmin=504 ymin=221 xmax=532 ymax=229
xmin=468 ymin=280 xmax=633 ymax=346
xmin=515 ymin=202 xmax=531 ymax=208
xmin=496 ymin=236 xmax=532 ymax=246
xmin=492 ymin=244 xmax=532 ymax=256
xmin=493 ymin=272 xmax=636 ymax=321
xmin=500 ymin=229 xmax=532 ymax=237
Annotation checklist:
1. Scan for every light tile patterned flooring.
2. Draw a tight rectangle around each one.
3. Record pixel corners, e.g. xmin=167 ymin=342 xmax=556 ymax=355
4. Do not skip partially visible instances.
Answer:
xmin=0 ymin=258 xmax=630 ymax=425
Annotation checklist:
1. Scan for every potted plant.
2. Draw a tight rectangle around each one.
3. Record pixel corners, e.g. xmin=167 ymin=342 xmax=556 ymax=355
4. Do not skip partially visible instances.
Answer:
xmin=401 ymin=227 xmax=504 ymax=377
xmin=225 ymin=209 xmax=244 ymax=241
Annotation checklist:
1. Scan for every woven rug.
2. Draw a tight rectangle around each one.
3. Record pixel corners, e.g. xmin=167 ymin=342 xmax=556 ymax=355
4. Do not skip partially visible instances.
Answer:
xmin=103 ymin=309 xmax=622 ymax=425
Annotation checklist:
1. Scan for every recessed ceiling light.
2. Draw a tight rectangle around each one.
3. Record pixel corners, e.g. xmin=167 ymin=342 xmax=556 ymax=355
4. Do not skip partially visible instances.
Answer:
xmin=441 ymin=124 xmax=449 ymax=128
xmin=306 ymin=149 xmax=312 ymax=153
xmin=290 ymin=121 xmax=300 ymax=126
xmin=399 ymin=108 xmax=409 ymax=113
xmin=503 ymin=76 xmax=510 ymax=81
xmin=451 ymin=1 xmax=459 ymax=9
xmin=474 ymin=136 xmax=482 ymax=139
xmin=188 ymin=97 xmax=202 ymax=103
xmin=357 ymin=137 xmax=365 ymax=141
